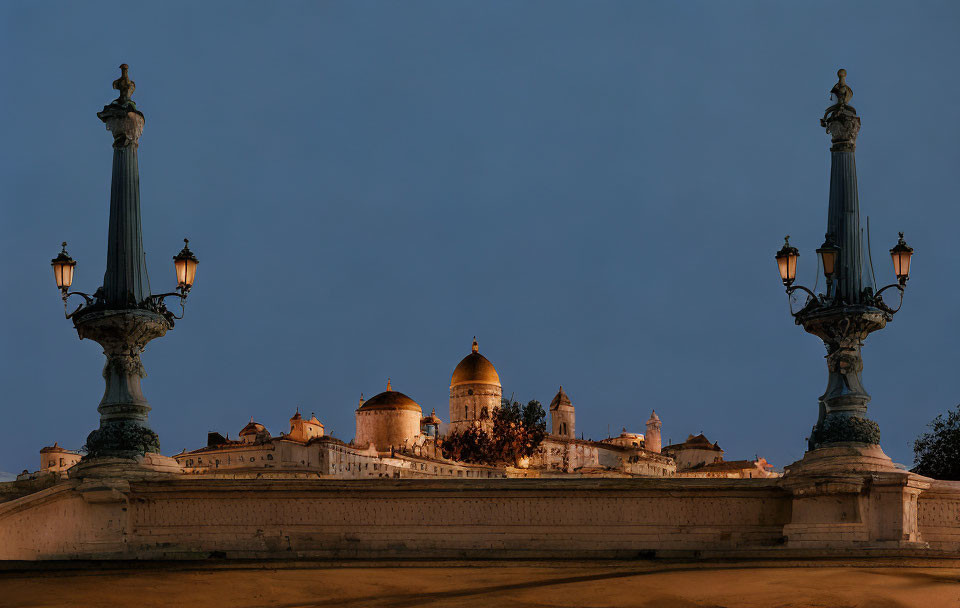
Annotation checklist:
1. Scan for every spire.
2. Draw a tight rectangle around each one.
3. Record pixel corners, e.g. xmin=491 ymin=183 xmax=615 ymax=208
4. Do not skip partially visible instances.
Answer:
xmin=386 ymin=378 xmax=392 ymax=391
xmin=550 ymin=385 xmax=572 ymax=410
xmin=96 ymin=64 xmax=151 ymax=309
xmin=358 ymin=393 xmax=365 ymax=407
xmin=472 ymin=337 xmax=479 ymax=353
xmin=821 ymin=68 xmax=866 ymax=304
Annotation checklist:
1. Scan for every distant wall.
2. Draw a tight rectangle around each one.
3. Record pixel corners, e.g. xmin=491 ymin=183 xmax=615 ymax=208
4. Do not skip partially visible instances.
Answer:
xmin=0 ymin=478 xmax=789 ymax=560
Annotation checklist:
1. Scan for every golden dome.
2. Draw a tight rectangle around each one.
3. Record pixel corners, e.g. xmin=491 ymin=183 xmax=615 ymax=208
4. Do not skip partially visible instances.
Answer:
xmin=358 ymin=379 xmax=422 ymax=413
xmin=450 ymin=337 xmax=501 ymax=388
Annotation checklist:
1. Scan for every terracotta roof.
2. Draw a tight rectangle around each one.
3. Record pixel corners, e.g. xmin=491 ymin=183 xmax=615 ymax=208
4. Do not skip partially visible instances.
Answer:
xmin=239 ymin=420 xmax=267 ymax=436
xmin=664 ymin=433 xmax=723 ymax=452
xmin=40 ymin=442 xmax=76 ymax=454
xmin=421 ymin=408 xmax=442 ymax=425
xmin=685 ymin=459 xmax=763 ymax=472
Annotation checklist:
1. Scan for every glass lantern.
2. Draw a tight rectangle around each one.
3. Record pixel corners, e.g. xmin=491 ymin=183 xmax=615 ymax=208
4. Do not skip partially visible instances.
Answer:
xmin=889 ymin=232 xmax=913 ymax=285
xmin=173 ymin=238 xmax=199 ymax=292
xmin=775 ymin=236 xmax=799 ymax=287
xmin=51 ymin=242 xmax=76 ymax=292
xmin=816 ymin=233 xmax=838 ymax=279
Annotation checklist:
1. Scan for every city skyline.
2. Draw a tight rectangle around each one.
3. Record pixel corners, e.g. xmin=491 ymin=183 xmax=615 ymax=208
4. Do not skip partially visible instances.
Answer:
xmin=3 ymin=2 xmax=960 ymax=475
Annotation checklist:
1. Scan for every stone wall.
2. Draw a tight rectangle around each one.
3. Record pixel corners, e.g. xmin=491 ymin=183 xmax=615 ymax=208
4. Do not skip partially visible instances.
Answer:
xmin=4 ymin=474 xmax=960 ymax=560
xmin=918 ymin=479 xmax=960 ymax=552
xmin=354 ymin=408 xmax=421 ymax=451
xmin=0 ymin=477 xmax=789 ymax=560
xmin=448 ymin=383 xmax=501 ymax=434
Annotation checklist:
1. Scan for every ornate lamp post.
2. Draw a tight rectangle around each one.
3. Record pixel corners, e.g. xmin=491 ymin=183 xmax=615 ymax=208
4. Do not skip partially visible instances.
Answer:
xmin=776 ymin=69 xmax=912 ymax=452
xmin=51 ymin=65 xmax=198 ymax=460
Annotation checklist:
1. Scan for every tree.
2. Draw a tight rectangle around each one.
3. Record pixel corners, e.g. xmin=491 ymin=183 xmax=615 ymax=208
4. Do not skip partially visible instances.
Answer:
xmin=441 ymin=397 xmax=547 ymax=466
xmin=913 ymin=405 xmax=960 ymax=480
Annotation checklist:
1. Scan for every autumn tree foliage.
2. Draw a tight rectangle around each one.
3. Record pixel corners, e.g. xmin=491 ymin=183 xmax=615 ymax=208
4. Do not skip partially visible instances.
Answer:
xmin=913 ymin=405 xmax=960 ymax=480
xmin=441 ymin=397 xmax=546 ymax=466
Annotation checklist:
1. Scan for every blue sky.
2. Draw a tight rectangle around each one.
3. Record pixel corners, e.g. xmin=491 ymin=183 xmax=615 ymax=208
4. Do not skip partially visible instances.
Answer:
xmin=2 ymin=1 xmax=959 ymax=474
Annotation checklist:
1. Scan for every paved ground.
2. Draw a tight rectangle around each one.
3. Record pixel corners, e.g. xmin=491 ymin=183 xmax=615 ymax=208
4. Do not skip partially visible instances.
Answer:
xmin=1 ymin=563 xmax=959 ymax=607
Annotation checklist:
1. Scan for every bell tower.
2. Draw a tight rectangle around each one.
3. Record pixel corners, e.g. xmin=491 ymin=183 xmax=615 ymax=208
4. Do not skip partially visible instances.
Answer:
xmin=549 ymin=386 xmax=575 ymax=439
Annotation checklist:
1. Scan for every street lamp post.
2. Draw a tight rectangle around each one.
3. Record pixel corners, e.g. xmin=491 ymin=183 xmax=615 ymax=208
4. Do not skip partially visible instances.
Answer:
xmin=52 ymin=65 xmax=198 ymax=460
xmin=776 ymin=69 xmax=912 ymax=452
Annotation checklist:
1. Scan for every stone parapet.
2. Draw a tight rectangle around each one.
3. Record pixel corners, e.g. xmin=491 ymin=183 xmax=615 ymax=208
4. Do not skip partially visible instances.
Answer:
xmin=1 ymin=473 xmax=958 ymax=561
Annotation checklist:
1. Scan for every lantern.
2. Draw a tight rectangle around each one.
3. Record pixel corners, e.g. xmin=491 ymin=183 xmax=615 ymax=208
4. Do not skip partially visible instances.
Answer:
xmin=173 ymin=238 xmax=199 ymax=292
xmin=51 ymin=242 xmax=76 ymax=292
xmin=816 ymin=233 xmax=838 ymax=279
xmin=775 ymin=236 xmax=799 ymax=287
xmin=889 ymin=232 xmax=913 ymax=285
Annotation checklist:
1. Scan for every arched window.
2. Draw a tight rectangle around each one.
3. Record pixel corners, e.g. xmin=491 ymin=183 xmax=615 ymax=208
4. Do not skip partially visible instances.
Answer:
xmin=266 ymin=454 xmax=273 ymax=460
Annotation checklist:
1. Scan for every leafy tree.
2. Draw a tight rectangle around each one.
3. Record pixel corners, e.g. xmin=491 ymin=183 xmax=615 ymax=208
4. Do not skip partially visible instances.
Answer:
xmin=913 ymin=405 xmax=960 ymax=480
xmin=441 ymin=397 xmax=547 ymax=466
xmin=441 ymin=423 xmax=488 ymax=464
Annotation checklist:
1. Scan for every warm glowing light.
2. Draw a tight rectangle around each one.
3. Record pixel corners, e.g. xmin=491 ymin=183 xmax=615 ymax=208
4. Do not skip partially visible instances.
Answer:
xmin=173 ymin=238 xmax=199 ymax=291
xmin=816 ymin=234 xmax=838 ymax=279
xmin=51 ymin=242 xmax=76 ymax=291
xmin=775 ymin=236 xmax=799 ymax=287
xmin=889 ymin=232 xmax=913 ymax=285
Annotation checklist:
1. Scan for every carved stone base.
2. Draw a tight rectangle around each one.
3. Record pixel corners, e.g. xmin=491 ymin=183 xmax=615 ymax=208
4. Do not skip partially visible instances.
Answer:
xmin=780 ymin=445 xmax=931 ymax=549
xmin=84 ymin=421 xmax=160 ymax=459
xmin=809 ymin=415 xmax=881 ymax=449
xmin=72 ymin=453 xmax=183 ymax=481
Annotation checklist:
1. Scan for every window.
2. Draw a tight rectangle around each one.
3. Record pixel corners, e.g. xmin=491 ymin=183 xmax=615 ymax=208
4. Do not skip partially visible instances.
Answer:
xmin=467 ymin=389 xmax=474 ymax=395
xmin=266 ymin=454 xmax=273 ymax=460
xmin=250 ymin=457 xmax=255 ymax=462
xmin=464 ymin=405 xmax=468 ymax=419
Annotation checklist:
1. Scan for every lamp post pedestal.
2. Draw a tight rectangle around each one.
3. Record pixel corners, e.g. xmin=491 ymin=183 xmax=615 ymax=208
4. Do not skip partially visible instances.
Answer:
xmin=73 ymin=309 xmax=170 ymax=460
xmin=781 ymin=444 xmax=931 ymax=549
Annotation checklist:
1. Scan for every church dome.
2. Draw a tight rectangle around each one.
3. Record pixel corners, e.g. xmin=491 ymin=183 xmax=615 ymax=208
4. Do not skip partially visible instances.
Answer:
xmin=358 ymin=379 xmax=422 ymax=413
xmin=239 ymin=419 xmax=267 ymax=436
xmin=451 ymin=337 xmax=501 ymax=388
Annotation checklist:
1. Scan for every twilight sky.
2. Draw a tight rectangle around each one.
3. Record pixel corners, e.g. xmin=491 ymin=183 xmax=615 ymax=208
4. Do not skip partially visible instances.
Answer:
xmin=2 ymin=2 xmax=959 ymax=475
